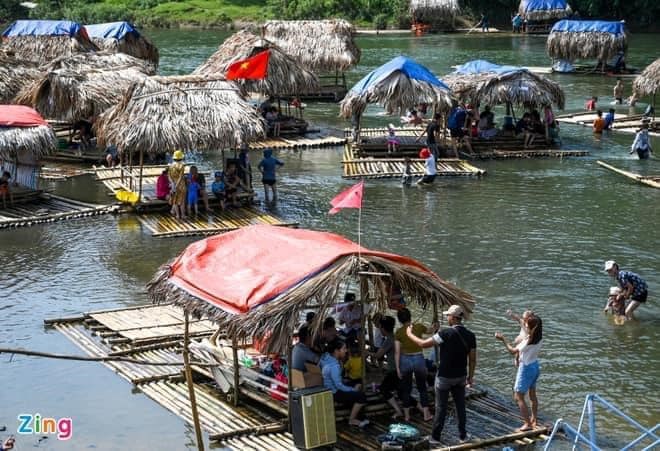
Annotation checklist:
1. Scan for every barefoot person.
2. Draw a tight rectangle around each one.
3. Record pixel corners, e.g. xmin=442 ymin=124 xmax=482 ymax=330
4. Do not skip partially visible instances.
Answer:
xmin=367 ymin=315 xmax=404 ymax=419
xmin=168 ymin=150 xmax=187 ymax=219
xmin=406 ymin=305 xmax=476 ymax=445
xmin=604 ymin=260 xmax=649 ymax=320
xmin=257 ymin=148 xmax=284 ymax=203
xmin=495 ymin=313 xmax=543 ymax=431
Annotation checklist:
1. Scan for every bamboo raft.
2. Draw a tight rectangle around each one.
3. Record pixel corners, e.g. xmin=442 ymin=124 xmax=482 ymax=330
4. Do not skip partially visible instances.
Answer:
xmin=556 ymin=112 xmax=659 ymax=136
xmin=0 ymin=190 xmax=115 ymax=229
xmin=47 ymin=304 xmax=551 ymax=450
xmin=248 ymin=134 xmax=346 ymax=150
xmin=137 ymin=206 xmax=298 ymax=238
xmin=597 ymin=160 xmax=660 ymax=188
xmin=342 ymin=144 xmax=486 ymax=179
xmin=40 ymin=164 xmax=92 ymax=180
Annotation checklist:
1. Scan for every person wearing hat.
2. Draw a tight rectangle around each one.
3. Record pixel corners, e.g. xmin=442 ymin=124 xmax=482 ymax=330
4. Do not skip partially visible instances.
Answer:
xmin=168 ymin=150 xmax=187 ymax=219
xmin=604 ymin=260 xmax=648 ymax=320
xmin=416 ymin=148 xmax=437 ymax=185
xmin=406 ymin=304 xmax=476 ymax=444
xmin=630 ymin=121 xmax=653 ymax=159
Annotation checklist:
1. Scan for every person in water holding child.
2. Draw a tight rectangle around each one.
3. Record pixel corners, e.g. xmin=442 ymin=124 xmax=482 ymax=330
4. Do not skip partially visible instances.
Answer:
xmin=604 ymin=260 xmax=649 ymax=320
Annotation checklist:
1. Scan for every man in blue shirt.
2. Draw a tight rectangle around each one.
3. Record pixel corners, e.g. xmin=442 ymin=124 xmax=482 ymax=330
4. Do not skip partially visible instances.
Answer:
xmin=257 ymin=148 xmax=284 ymax=203
xmin=603 ymin=109 xmax=615 ymax=130
xmin=605 ymin=260 xmax=649 ymax=320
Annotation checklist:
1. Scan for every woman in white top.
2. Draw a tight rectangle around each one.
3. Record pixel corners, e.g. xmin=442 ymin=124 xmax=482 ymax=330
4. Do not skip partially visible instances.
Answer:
xmin=495 ymin=314 xmax=543 ymax=431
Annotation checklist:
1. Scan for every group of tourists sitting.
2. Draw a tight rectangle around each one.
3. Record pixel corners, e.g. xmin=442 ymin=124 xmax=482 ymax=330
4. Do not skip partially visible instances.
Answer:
xmin=258 ymin=96 xmax=304 ymax=137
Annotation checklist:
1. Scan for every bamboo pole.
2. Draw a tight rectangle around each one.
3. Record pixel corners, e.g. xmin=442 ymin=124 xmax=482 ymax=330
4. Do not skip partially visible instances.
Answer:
xmin=183 ymin=311 xmax=205 ymax=451
xmin=286 ymin=343 xmax=293 ymax=432
xmin=358 ymin=274 xmax=368 ymax=387
xmin=138 ymin=148 xmax=144 ymax=203
xmin=232 ymin=338 xmax=240 ymax=407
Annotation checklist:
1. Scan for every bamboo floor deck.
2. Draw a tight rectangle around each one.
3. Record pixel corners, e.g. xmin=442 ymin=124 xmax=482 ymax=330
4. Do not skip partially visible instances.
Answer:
xmin=0 ymin=190 xmax=115 ymax=229
xmin=597 ymin=160 xmax=660 ymax=188
xmin=556 ymin=112 xmax=659 ymax=137
xmin=40 ymin=164 xmax=92 ymax=180
xmin=137 ymin=207 xmax=298 ymax=238
xmin=48 ymin=304 xmax=550 ymax=450
xmin=343 ymin=144 xmax=486 ymax=179
xmin=249 ymin=134 xmax=345 ymax=150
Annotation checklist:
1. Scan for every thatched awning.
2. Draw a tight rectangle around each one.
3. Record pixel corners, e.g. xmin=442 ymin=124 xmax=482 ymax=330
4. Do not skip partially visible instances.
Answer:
xmin=519 ymin=0 xmax=571 ymax=21
xmin=340 ymin=55 xmax=452 ymax=118
xmin=15 ymin=68 xmax=149 ymax=123
xmin=193 ymin=30 xmax=319 ymax=96
xmin=45 ymin=51 xmax=157 ymax=76
xmin=633 ymin=58 xmax=660 ymax=97
xmin=410 ymin=0 xmax=460 ymax=23
xmin=95 ymin=74 xmax=266 ymax=155
xmin=0 ymin=55 xmax=43 ymax=103
xmin=0 ymin=105 xmax=56 ymax=160
xmin=546 ymin=20 xmax=627 ymax=62
xmin=1 ymin=20 xmax=98 ymax=65
xmin=85 ymin=22 xmax=159 ymax=68
xmin=443 ymin=60 xmax=565 ymax=109
xmin=263 ymin=20 xmax=360 ymax=73
xmin=147 ymin=225 xmax=475 ymax=354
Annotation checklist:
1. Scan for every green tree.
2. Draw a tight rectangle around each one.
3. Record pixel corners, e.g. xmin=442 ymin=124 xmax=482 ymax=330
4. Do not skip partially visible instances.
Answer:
xmin=0 ymin=0 xmax=28 ymax=22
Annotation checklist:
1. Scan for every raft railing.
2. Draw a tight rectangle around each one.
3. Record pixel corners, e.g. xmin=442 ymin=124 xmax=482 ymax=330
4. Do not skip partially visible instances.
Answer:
xmin=543 ymin=393 xmax=660 ymax=451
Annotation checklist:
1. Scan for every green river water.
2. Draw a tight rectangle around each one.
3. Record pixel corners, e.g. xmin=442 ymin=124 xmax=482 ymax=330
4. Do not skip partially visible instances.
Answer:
xmin=0 ymin=30 xmax=658 ymax=450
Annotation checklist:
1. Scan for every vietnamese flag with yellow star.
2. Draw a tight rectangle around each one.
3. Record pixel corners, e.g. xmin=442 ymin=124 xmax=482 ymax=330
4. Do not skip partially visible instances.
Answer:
xmin=225 ymin=50 xmax=270 ymax=80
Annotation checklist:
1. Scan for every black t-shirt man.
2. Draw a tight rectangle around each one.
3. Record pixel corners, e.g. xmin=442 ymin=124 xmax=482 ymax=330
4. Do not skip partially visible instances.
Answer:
xmin=432 ymin=325 xmax=477 ymax=378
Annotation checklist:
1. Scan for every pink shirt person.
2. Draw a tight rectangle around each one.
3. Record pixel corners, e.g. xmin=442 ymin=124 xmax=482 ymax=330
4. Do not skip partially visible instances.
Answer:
xmin=156 ymin=169 xmax=171 ymax=200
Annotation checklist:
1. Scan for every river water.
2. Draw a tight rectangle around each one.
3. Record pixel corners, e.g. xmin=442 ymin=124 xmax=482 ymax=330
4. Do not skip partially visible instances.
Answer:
xmin=0 ymin=31 xmax=658 ymax=450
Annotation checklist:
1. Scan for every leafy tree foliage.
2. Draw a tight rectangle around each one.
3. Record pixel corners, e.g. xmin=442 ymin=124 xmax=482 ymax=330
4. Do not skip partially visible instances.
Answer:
xmin=0 ymin=0 xmax=28 ymax=22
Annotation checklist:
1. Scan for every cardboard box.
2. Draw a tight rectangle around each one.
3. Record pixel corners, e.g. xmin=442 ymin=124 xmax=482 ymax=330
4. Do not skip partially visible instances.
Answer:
xmin=292 ymin=363 xmax=323 ymax=389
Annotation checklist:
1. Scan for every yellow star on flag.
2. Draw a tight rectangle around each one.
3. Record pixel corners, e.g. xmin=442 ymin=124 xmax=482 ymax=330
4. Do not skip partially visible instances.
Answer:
xmin=240 ymin=62 xmax=250 ymax=70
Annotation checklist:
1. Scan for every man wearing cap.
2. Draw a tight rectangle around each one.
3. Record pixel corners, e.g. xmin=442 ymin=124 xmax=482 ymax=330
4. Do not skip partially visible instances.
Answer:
xmin=406 ymin=304 xmax=476 ymax=444
xmin=416 ymin=148 xmax=437 ymax=185
xmin=605 ymin=260 xmax=648 ymax=320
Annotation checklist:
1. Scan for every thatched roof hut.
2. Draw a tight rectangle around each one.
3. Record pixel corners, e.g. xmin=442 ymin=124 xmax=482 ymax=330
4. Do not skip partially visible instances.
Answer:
xmin=148 ymin=225 xmax=475 ymax=353
xmin=193 ymin=30 xmax=318 ymax=96
xmin=443 ymin=60 xmax=565 ymax=109
xmin=546 ymin=20 xmax=627 ymax=63
xmin=633 ymin=58 xmax=660 ymax=98
xmin=95 ymin=75 xmax=265 ymax=155
xmin=15 ymin=68 xmax=149 ymax=123
xmin=340 ymin=55 xmax=452 ymax=119
xmin=0 ymin=55 xmax=43 ymax=103
xmin=84 ymin=22 xmax=159 ymax=68
xmin=410 ymin=0 xmax=460 ymax=28
xmin=0 ymin=105 xmax=56 ymax=161
xmin=46 ymin=50 xmax=157 ymax=76
xmin=1 ymin=20 xmax=98 ymax=65
xmin=519 ymin=0 xmax=571 ymax=21
xmin=262 ymin=20 xmax=360 ymax=73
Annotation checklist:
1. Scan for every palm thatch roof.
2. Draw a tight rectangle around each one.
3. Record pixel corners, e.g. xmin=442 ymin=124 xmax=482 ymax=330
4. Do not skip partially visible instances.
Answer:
xmin=147 ymin=225 xmax=475 ymax=354
xmin=443 ymin=61 xmax=565 ymax=109
xmin=0 ymin=105 xmax=56 ymax=160
xmin=633 ymin=58 xmax=660 ymax=97
xmin=262 ymin=20 xmax=360 ymax=73
xmin=0 ymin=55 xmax=43 ymax=103
xmin=410 ymin=0 xmax=460 ymax=26
xmin=15 ymin=68 xmax=149 ymax=123
xmin=85 ymin=22 xmax=159 ymax=68
xmin=340 ymin=55 xmax=453 ymax=119
xmin=95 ymin=74 xmax=265 ymax=155
xmin=45 ymin=51 xmax=157 ymax=75
xmin=546 ymin=20 xmax=627 ymax=62
xmin=1 ymin=20 xmax=98 ymax=65
xmin=519 ymin=0 xmax=571 ymax=22
xmin=193 ymin=30 xmax=318 ymax=96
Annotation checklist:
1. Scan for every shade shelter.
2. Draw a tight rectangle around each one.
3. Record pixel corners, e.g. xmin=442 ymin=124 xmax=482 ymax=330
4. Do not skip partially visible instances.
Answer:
xmin=0 ymin=55 xmax=42 ymax=103
xmin=519 ymin=0 xmax=571 ymax=22
xmin=193 ymin=30 xmax=319 ymax=97
xmin=84 ymin=21 xmax=159 ymax=68
xmin=410 ymin=0 xmax=460 ymax=32
xmin=444 ymin=60 xmax=565 ymax=110
xmin=45 ymin=50 xmax=157 ymax=76
xmin=546 ymin=20 xmax=627 ymax=68
xmin=340 ymin=55 xmax=452 ymax=120
xmin=633 ymin=58 xmax=660 ymax=106
xmin=1 ymin=20 xmax=98 ymax=65
xmin=0 ymin=105 xmax=55 ymax=190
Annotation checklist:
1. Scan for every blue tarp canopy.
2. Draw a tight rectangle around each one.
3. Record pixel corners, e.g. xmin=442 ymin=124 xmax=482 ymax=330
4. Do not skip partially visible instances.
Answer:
xmin=2 ymin=20 xmax=83 ymax=38
xmin=84 ymin=22 xmax=139 ymax=40
xmin=349 ymin=55 xmax=449 ymax=95
xmin=452 ymin=60 xmax=524 ymax=76
xmin=520 ymin=0 xmax=569 ymax=12
xmin=551 ymin=20 xmax=625 ymax=35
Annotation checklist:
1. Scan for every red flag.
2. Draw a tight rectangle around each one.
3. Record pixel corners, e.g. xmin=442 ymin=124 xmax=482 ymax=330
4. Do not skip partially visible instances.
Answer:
xmin=329 ymin=180 xmax=364 ymax=215
xmin=226 ymin=50 xmax=270 ymax=80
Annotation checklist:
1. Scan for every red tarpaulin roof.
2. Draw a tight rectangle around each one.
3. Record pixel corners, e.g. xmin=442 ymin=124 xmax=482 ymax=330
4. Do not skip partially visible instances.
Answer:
xmin=167 ymin=225 xmax=435 ymax=315
xmin=0 ymin=105 xmax=48 ymax=127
